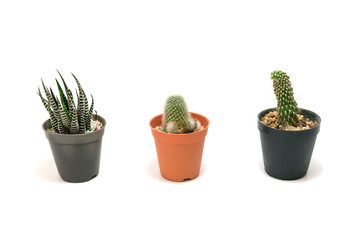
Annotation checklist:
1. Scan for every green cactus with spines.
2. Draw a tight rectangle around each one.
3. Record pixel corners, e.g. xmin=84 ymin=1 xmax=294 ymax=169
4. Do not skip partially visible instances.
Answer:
xmin=271 ymin=70 xmax=299 ymax=126
xmin=161 ymin=95 xmax=200 ymax=134
xmin=38 ymin=71 xmax=97 ymax=134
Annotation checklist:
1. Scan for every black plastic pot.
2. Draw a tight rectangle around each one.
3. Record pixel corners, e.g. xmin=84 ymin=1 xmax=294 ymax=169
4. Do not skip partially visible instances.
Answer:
xmin=42 ymin=115 xmax=106 ymax=183
xmin=258 ymin=108 xmax=321 ymax=180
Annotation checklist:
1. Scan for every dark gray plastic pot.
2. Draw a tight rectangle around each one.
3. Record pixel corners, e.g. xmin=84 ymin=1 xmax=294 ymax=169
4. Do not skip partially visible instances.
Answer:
xmin=42 ymin=115 xmax=106 ymax=183
xmin=258 ymin=108 xmax=321 ymax=180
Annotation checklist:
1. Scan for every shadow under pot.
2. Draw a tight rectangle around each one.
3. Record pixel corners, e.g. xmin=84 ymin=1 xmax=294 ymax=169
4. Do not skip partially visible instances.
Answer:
xmin=42 ymin=115 xmax=106 ymax=183
xmin=257 ymin=108 xmax=321 ymax=180
xmin=150 ymin=112 xmax=210 ymax=182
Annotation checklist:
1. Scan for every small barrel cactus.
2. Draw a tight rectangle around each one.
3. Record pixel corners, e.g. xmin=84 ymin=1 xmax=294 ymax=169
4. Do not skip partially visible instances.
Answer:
xmin=38 ymin=70 xmax=96 ymax=134
xmin=161 ymin=95 xmax=201 ymax=134
xmin=271 ymin=70 xmax=299 ymax=126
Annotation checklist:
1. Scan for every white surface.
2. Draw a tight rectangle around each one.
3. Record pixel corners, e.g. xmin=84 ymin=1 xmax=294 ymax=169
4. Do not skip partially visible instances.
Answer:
xmin=1 ymin=0 xmax=358 ymax=239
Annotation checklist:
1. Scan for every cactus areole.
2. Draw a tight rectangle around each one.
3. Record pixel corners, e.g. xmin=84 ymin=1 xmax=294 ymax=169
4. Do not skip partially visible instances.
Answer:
xmin=271 ymin=70 xmax=299 ymax=127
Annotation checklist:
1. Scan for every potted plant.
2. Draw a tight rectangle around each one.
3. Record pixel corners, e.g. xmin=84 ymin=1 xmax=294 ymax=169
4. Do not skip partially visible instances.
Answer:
xmin=149 ymin=95 xmax=210 ymax=182
xmin=258 ymin=71 xmax=321 ymax=180
xmin=38 ymin=70 xmax=106 ymax=183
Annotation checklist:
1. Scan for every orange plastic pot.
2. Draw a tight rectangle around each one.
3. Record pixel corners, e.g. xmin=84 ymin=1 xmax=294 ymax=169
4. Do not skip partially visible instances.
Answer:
xmin=150 ymin=112 xmax=210 ymax=182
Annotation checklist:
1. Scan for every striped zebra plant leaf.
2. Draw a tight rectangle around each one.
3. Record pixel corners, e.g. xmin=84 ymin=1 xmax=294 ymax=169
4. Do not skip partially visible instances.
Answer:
xmin=41 ymin=82 xmax=60 ymax=133
xmin=69 ymin=102 xmax=79 ymax=134
xmin=71 ymin=73 xmax=81 ymax=88
xmin=49 ymin=88 xmax=59 ymax=109
xmin=38 ymin=88 xmax=58 ymax=131
xmin=83 ymin=91 xmax=89 ymax=131
xmin=74 ymin=74 xmax=86 ymax=134
xmin=87 ymin=94 xmax=94 ymax=130
xmin=42 ymin=80 xmax=57 ymax=114
xmin=57 ymin=96 xmax=70 ymax=130
xmin=41 ymin=79 xmax=51 ymax=100
xmin=57 ymin=117 xmax=66 ymax=134
xmin=56 ymin=78 xmax=70 ymax=119
xmin=66 ymin=88 xmax=76 ymax=107
xmin=39 ymin=71 xmax=98 ymax=134
xmin=75 ymin=89 xmax=79 ymax=105
xmin=46 ymin=86 xmax=60 ymax=118
xmin=57 ymin=70 xmax=75 ymax=107
xmin=77 ymin=94 xmax=86 ymax=134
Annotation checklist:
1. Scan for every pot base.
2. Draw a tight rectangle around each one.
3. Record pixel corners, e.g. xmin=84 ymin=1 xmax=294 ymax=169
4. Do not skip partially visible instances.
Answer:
xmin=161 ymin=173 xmax=199 ymax=182
xmin=60 ymin=173 xmax=99 ymax=183
xmin=264 ymin=167 xmax=308 ymax=180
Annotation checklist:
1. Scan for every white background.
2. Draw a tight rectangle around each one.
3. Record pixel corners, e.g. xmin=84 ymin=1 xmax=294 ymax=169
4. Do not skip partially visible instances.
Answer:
xmin=1 ymin=0 xmax=358 ymax=239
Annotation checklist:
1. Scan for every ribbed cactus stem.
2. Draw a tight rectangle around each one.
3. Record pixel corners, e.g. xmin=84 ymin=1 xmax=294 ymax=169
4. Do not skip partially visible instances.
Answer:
xmin=161 ymin=95 xmax=200 ymax=134
xmin=271 ymin=70 xmax=299 ymax=126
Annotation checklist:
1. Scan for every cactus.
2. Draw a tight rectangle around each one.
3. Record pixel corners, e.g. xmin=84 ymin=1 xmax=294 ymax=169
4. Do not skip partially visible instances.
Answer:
xmin=271 ymin=70 xmax=299 ymax=126
xmin=38 ymin=71 xmax=96 ymax=134
xmin=161 ymin=95 xmax=201 ymax=134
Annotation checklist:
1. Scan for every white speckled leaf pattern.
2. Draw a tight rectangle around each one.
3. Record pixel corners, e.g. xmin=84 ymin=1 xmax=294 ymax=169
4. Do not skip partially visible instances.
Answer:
xmin=38 ymin=72 xmax=95 ymax=134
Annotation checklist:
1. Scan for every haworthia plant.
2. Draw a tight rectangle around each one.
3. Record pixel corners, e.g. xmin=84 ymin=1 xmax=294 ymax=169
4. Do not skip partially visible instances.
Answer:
xmin=38 ymin=71 xmax=95 ymax=134
xmin=271 ymin=70 xmax=299 ymax=126
xmin=161 ymin=95 xmax=201 ymax=134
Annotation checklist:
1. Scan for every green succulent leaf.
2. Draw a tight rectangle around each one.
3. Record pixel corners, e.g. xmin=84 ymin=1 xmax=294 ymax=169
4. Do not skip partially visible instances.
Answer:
xmin=69 ymin=101 xmax=79 ymax=134
xmin=87 ymin=94 xmax=94 ymax=129
xmin=73 ymin=74 xmax=86 ymax=134
xmin=49 ymin=88 xmax=59 ymax=109
xmin=56 ymin=78 xmax=71 ymax=119
xmin=57 ymin=70 xmax=75 ymax=106
xmin=38 ymin=87 xmax=58 ymax=131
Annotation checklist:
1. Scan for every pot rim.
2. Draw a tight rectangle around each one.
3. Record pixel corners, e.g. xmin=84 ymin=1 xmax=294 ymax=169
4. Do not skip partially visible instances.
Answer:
xmin=257 ymin=108 xmax=321 ymax=133
xmin=42 ymin=115 xmax=106 ymax=144
xmin=150 ymin=112 xmax=210 ymax=144
xmin=149 ymin=112 xmax=210 ymax=136
xmin=42 ymin=114 xmax=107 ymax=137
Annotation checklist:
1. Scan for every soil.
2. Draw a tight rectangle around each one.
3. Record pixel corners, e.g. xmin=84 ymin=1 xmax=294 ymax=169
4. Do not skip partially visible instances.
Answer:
xmin=155 ymin=125 xmax=204 ymax=133
xmin=261 ymin=110 xmax=317 ymax=131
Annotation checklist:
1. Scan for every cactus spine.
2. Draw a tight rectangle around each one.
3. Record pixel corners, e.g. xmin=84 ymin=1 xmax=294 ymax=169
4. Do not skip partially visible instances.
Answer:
xmin=161 ymin=95 xmax=200 ymax=134
xmin=271 ymin=70 xmax=299 ymax=126
xmin=38 ymin=71 xmax=96 ymax=134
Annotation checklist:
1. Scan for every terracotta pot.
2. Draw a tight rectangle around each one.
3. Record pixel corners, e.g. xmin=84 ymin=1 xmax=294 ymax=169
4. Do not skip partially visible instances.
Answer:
xmin=150 ymin=112 xmax=210 ymax=182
